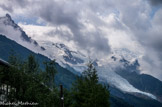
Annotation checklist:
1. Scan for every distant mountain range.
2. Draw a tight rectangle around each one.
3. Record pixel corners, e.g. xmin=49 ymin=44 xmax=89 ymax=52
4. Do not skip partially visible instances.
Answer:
xmin=0 ymin=14 xmax=162 ymax=107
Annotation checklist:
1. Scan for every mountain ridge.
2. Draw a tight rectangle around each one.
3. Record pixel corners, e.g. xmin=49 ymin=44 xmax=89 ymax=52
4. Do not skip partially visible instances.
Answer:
xmin=1 ymin=14 xmax=162 ymax=106
xmin=1 ymin=34 xmax=162 ymax=107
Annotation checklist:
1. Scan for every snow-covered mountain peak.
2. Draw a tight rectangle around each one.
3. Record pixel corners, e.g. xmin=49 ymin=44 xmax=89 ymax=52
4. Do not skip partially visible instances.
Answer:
xmin=95 ymin=48 xmax=140 ymax=69
xmin=5 ymin=14 xmax=11 ymax=19
xmin=0 ymin=14 xmax=46 ymax=54
xmin=3 ymin=14 xmax=12 ymax=24
xmin=54 ymin=43 xmax=66 ymax=49
xmin=1 ymin=14 xmax=158 ymax=101
xmin=0 ymin=14 xmax=20 ymax=30
xmin=38 ymin=41 xmax=87 ymax=66
xmin=112 ymin=48 xmax=142 ymax=62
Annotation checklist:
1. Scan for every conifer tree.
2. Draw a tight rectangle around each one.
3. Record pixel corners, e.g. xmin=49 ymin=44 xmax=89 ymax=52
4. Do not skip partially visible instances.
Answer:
xmin=6 ymin=54 xmax=60 ymax=106
xmin=8 ymin=50 xmax=21 ymax=67
xmin=44 ymin=60 xmax=57 ymax=89
xmin=25 ymin=55 xmax=39 ymax=75
xmin=70 ymin=62 xmax=110 ymax=107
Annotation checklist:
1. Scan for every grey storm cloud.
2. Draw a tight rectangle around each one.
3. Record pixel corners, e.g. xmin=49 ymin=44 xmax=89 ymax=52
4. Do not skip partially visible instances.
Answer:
xmin=0 ymin=4 xmax=13 ymax=12
xmin=129 ymin=6 xmax=162 ymax=80
xmin=35 ymin=0 xmax=111 ymax=54
xmin=0 ymin=0 xmax=112 ymax=55
xmin=142 ymin=8 xmax=162 ymax=53
xmin=0 ymin=0 xmax=29 ymax=12
xmin=149 ymin=0 xmax=162 ymax=6
xmin=1 ymin=0 xmax=162 ymax=80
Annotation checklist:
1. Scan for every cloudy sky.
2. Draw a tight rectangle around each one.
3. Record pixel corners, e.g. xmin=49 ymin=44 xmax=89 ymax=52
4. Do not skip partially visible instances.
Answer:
xmin=0 ymin=0 xmax=162 ymax=80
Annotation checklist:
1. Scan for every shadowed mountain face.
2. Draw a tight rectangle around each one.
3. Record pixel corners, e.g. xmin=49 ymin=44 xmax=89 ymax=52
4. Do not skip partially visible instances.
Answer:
xmin=0 ymin=14 xmax=31 ymax=42
xmin=1 ymin=14 xmax=162 ymax=106
xmin=1 ymin=34 xmax=162 ymax=107
xmin=110 ymin=86 xmax=162 ymax=107
xmin=0 ymin=14 xmax=45 ymax=51
xmin=116 ymin=58 xmax=162 ymax=102
xmin=0 ymin=34 xmax=76 ymax=89
xmin=53 ymin=43 xmax=84 ymax=64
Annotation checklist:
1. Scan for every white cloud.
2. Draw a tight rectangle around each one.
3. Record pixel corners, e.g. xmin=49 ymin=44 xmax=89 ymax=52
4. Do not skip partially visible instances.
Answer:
xmin=1 ymin=0 xmax=162 ymax=80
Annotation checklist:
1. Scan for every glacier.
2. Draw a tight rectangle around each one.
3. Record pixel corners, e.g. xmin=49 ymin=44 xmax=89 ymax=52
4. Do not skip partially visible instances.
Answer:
xmin=0 ymin=14 xmax=157 ymax=100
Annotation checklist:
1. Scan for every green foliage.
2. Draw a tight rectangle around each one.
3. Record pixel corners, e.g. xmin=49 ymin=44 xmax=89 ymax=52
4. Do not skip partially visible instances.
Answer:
xmin=1 ymin=35 xmax=162 ymax=107
xmin=44 ymin=60 xmax=57 ymax=89
xmin=0 ymin=35 xmax=76 ymax=89
xmin=8 ymin=49 xmax=22 ymax=67
xmin=0 ymin=54 xmax=60 ymax=106
xmin=25 ymin=55 xmax=39 ymax=75
xmin=1 ymin=56 xmax=110 ymax=107
xmin=70 ymin=62 xmax=110 ymax=107
xmin=0 ymin=35 xmax=111 ymax=106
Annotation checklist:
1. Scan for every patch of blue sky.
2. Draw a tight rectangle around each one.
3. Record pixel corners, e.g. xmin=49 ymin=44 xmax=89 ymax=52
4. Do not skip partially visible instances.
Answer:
xmin=113 ymin=9 xmax=120 ymax=18
xmin=13 ymin=15 xmax=46 ymax=26
xmin=150 ymin=6 xmax=160 ymax=19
